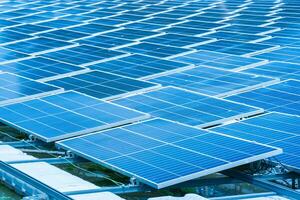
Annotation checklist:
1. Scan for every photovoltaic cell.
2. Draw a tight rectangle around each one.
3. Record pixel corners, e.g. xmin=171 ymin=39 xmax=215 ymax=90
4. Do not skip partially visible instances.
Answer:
xmin=46 ymin=70 xmax=159 ymax=100
xmin=38 ymin=29 xmax=89 ymax=41
xmin=0 ymin=57 xmax=88 ymax=81
xmin=141 ymin=33 xmax=216 ymax=48
xmin=7 ymin=24 xmax=52 ymax=35
xmin=226 ymin=80 xmax=300 ymax=116
xmin=172 ymin=50 xmax=267 ymax=71
xmin=212 ymin=112 xmax=300 ymax=171
xmin=42 ymin=45 xmax=127 ymax=67
xmin=114 ymin=87 xmax=264 ymax=128
xmin=89 ymin=54 xmax=193 ymax=79
xmin=194 ymin=40 xmax=278 ymax=56
xmin=120 ymin=42 xmax=193 ymax=58
xmin=242 ymin=62 xmax=300 ymax=80
xmin=0 ymin=47 xmax=29 ymax=64
xmin=254 ymin=47 xmax=300 ymax=63
xmin=76 ymin=35 xmax=135 ymax=49
xmin=149 ymin=66 xmax=278 ymax=97
xmin=4 ymin=37 xmax=76 ymax=55
xmin=68 ymin=23 xmax=118 ymax=35
xmin=0 ymin=72 xmax=62 ymax=105
xmin=103 ymin=28 xmax=162 ymax=40
xmin=57 ymin=118 xmax=281 ymax=189
xmin=0 ymin=91 xmax=149 ymax=142
xmin=0 ymin=30 xmax=33 ymax=45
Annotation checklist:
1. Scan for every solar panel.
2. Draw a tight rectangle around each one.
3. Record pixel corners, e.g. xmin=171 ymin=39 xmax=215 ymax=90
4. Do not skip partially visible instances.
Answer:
xmin=114 ymin=86 xmax=264 ymax=128
xmin=194 ymin=40 xmax=278 ymax=56
xmin=103 ymin=28 xmax=163 ymax=40
xmin=68 ymin=23 xmax=118 ymax=35
xmin=260 ymin=37 xmax=300 ymax=48
xmin=0 ymin=72 xmax=62 ymax=106
xmin=219 ymin=24 xmax=280 ymax=35
xmin=76 ymin=35 xmax=136 ymax=49
xmin=0 ymin=57 xmax=88 ymax=81
xmin=7 ymin=24 xmax=52 ymax=35
xmin=0 ymin=91 xmax=149 ymax=142
xmin=177 ymin=21 xmax=229 ymax=30
xmin=226 ymin=80 xmax=300 ymax=116
xmin=42 ymin=45 xmax=127 ymax=67
xmin=242 ymin=62 xmax=300 ymax=80
xmin=0 ymin=19 xmax=20 ymax=29
xmin=35 ymin=19 xmax=80 ymax=29
xmin=161 ymin=26 xmax=214 ymax=37
xmin=254 ymin=47 xmax=300 ymax=63
xmin=205 ymin=31 xmax=269 ymax=43
xmin=212 ymin=112 xmax=300 ymax=171
xmin=38 ymin=29 xmax=89 ymax=42
xmin=89 ymin=54 xmax=193 ymax=79
xmin=0 ymin=30 xmax=33 ymax=45
xmin=57 ymin=118 xmax=281 ymax=189
xmin=141 ymin=33 xmax=216 ymax=48
xmin=172 ymin=50 xmax=267 ymax=71
xmin=0 ymin=47 xmax=29 ymax=64
xmin=149 ymin=66 xmax=278 ymax=97
xmin=120 ymin=42 xmax=194 ymax=58
xmin=46 ymin=70 xmax=160 ymax=100
xmin=4 ymin=37 xmax=77 ymax=55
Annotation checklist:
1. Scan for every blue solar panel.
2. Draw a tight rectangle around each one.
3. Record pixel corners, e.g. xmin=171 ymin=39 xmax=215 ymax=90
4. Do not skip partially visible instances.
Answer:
xmin=68 ymin=23 xmax=118 ymax=35
xmin=76 ymin=35 xmax=135 ymax=49
xmin=7 ymin=24 xmax=52 ymax=35
xmin=242 ymin=62 xmax=300 ymax=80
xmin=149 ymin=66 xmax=278 ymax=97
xmin=46 ymin=70 xmax=159 ymax=100
xmin=0 ymin=30 xmax=33 ymax=45
xmin=89 ymin=54 xmax=192 ymax=79
xmin=219 ymin=24 xmax=280 ymax=35
xmin=4 ymin=37 xmax=76 ymax=55
xmin=0 ymin=72 xmax=62 ymax=105
xmin=205 ymin=31 xmax=269 ymax=43
xmin=226 ymin=80 xmax=300 ymax=116
xmin=161 ymin=26 xmax=214 ymax=36
xmin=0 ymin=91 xmax=149 ymax=142
xmin=0 ymin=19 xmax=20 ymax=29
xmin=103 ymin=28 xmax=162 ymax=40
xmin=42 ymin=45 xmax=127 ymax=67
xmin=141 ymin=34 xmax=216 ymax=48
xmin=57 ymin=118 xmax=281 ymax=189
xmin=35 ymin=19 xmax=80 ymax=29
xmin=172 ymin=50 xmax=267 ymax=71
xmin=194 ymin=40 xmax=278 ymax=56
xmin=254 ymin=47 xmax=300 ymax=63
xmin=0 ymin=57 xmax=87 ymax=81
xmin=38 ymin=29 xmax=89 ymax=41
xmin=259 ymin=37 xmax=300 ymax=48
xmin=212 ymin=112 xmax=300 ymax=171
xmin=0 ymin=47 xmax=29 ymax=64
xmin=120 ymin=42 xmax=193 ymax=58
xmin=114 ymin=87 xmax=263 ymax=127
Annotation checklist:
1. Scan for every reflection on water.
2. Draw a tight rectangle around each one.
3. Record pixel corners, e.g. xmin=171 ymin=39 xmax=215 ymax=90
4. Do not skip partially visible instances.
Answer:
xmin=0 ymin=184 xmax=20 ymax=200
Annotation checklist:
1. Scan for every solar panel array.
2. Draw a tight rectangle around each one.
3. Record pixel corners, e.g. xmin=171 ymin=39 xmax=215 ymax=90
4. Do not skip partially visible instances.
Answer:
xmin=0 ymin=91 xmax=149 ymax=142
xmin=0 ymin=0 xmax=300 ymax=190
xmin=212 ymin=113 xmax=300 ymax=171
xmin=57 ymin=118 xmax=281 ymax=189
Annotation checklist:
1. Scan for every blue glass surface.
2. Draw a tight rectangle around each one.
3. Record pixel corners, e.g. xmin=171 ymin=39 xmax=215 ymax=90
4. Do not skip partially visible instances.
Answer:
xmin=149 ymin=66 xmax=276 ymax=96
xmin=58 ymin=118 xmax=279 ymax=189
xmin=0 ymin=91 xmax=147 ymax=142
xmin=212 ymin=112 xmax=300 ymax=170
xmin=46 ymin=70 xmax=158 ymax=99
xmin=114 ymin=87 xmax=262 ymax=127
